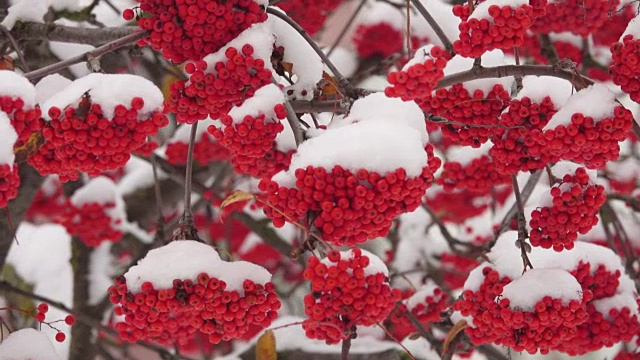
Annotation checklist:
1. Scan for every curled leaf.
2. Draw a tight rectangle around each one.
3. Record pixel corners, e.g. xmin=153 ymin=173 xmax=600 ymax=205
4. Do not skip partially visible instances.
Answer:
xmin=442 ymin=319 xmax=467 ymax=356
xmin=220 ymin=190 xmax=255 ymax=209
xmin=256 ymin=330 xmax=277 ymax=360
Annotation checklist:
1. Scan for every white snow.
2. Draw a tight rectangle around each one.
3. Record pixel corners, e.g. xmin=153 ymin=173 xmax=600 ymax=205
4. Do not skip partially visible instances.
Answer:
xmin=88 ymin=242 xmax=114 ymax=306
xmin=272 ymin=121 xmax=428 ymax=187
xmin=411 ymin=0 xmax=460 ymax=47
xmin=117 ymin=156 xmax=167 ymax=197
xmin=501 ymin=269 xmax=582 ymax=311
xmin=227 ymin=84 xmax=285 ymax=124
xmin=70 ymin=176 xmax=126 ymax=232
xmin=50 ymin=0 xmax=84 ymax=11
xmin=270 ymin=13 xmax=323 ymax=100
xmin=593 ymin=293 xmax=640 ymax=318
xmin=326 ymin=47 xmax=358 ymax=78
xmin=0 ymin=70 xmax=37 ymax=105
xmin=544 ymin=84 xmax=618 ymax=129
xmin=470 ymin=0 xmax=528 ymax=21
xmin=49 ymin=42 xmax=94 ymax=78
xmin=622 ymin=12 xmax=640 ymax=39
xmin=403 ymin=45 xmax=437 ymax=69
xmin=35 ymin=74 xmax=73 ymax=105
xmin=0 ymin=111 xmax=18 ymax=165
xmin=406 ymin=281 xmax=441 ymax=310
xmin=1 ymin=0 xmax=49 ymax=30
xmin=551 ymin=160 xmax=598 ymax=182
xmin=356 ymin=1 xmax=405 ymax=29
xmin=124 ymin=240 xmax=273 ymax=294
xmin=444 ymin=50 xmax=513 ymax=94
xmin=515 ymin=76 xmax=573 ymax=108
xmin=169 ymin=118 xmax=217 ymax=143
xmin=446 ymin=141 xmax=491 ymax=167
xmin=0 ymin=328 xmax=61 ymax=360
xmin=42 ymin=73 xmax=164 ymax=120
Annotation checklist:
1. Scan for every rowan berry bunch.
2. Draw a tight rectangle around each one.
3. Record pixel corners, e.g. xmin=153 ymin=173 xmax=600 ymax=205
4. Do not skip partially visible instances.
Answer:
xmin=530 ymin=0 xmax=619 ymax=37
xmin=353 ymin=22 xmax=404 ymax=59
xmin=528 ymin=86 xmax=633 ymax=169
xmin=417 ymin=82 xmax=511 ymax=146
xmin=109 ymin=241 xmax=281 ymax=346
xmin=611 ymin=34 xmax=640 ymax=104
xmin=302 ymin=249 xmax=401 ymax=344
xmin=529 ymin=166 xmax=606 ymax=251
xmin=165 ymin=43 xmax=273 ymax=124
xmin=165 ymin=126 xmax=230 ymax=166
xmin=385 ymin=45 xmax=450 ymax=101
xmin=0 ymin=303 xmax=76 ymax=346
xmin=387 ymin=283 xmax=449 ymax=340
xmin=452 ymin=0 xmax=546 ymax=58
xmin=0 ymin=163 xmax=19 ymax=209
xmin=274 ymin=0 xmax=344 ymax=36
xmin=0 ymin=71 xmax=42 ymax=148
xmin=25 ymin=177 xmax=66 ymax=224
xmin=514 ymin=33 xmax=583 ymax=66
xmin=437 ymin=148 xmax=511 ymax=192
xmin=128 ymin=0 xmax=268 ymax=64
xmin=230 ymin=148 xmax=295 ymax=179
xmin=259 ymin=147 xmax=440 ymax=246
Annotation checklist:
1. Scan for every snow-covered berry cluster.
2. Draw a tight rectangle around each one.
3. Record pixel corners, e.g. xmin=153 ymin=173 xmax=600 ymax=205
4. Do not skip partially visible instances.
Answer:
xmin=385 ymin=45 xmax=450 ymax=101
xmin=0 ymin=111 xmax=19 ymax=209
xmin=128 ymin=0 xmax=267 ymax=64
xmin=302 ymin=249 xmax=400 ymax=344
xmin=59 ymin=177 xmax=125 ymax=247
xmin=528 ymin=85 xmax=633 ymax=169
xmin=28 ymin=74 xmax=168 ymax=182
xmin=438 ymin=143 xmax=511 ymax=192
xmin=530 ymin=0 xmax=618 ymax=37
xmin=109 ymin=241 xmax=281 ymax=346
xmin=0 ymin=71 xmax=43 ymax=148
xmin=454 ymin=232 xmax=640 ymax=355
xmin=165 ymin=34 xmax=274 ymax=124
xmin=452 ymin=0 xmax=545 ymax=58
xmin=529 ymin=166 xmax=606 ymax=251
xmin=611 ymin=32 xmax=640 ymax=103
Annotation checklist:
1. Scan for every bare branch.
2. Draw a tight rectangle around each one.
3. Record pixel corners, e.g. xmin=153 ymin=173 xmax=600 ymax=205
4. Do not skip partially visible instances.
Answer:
xmin=7 ymin=23 xmax=139 ymax=46
xmin=410 ymin=0 xmax=453 ymax=54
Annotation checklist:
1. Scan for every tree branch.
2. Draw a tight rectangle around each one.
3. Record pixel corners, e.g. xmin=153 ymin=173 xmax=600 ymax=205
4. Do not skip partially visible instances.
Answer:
xmin=409 ymin=0 xmax=453 ymax=54
xmin=7 ymin=23 xmax=139 ymax=46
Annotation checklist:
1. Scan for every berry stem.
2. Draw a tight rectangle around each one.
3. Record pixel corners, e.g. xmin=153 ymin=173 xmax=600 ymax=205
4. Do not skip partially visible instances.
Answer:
xmin=25 ymin=30 xmax=149 ymax=81
xmin=180 ymin=122 xmax=198 ymax=231
xmin=510 ymin=175 xmax=534 ymax=273
xmin=341 ymin=337 xmax=351 ymax=360
xmin=410 ymin=0 xmax=453 ymax=55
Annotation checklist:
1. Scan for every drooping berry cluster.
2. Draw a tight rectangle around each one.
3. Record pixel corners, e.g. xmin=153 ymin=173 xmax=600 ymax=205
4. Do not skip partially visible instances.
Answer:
xmin=110 ymin=275 xmax=280 ymax=345
xmin=528 ymin=103 xmax=633 ymax=169
xmin=165 ymin=131 xmax=230 ymax=166
xmin=302 ymin=249 xmax=401 ymax=344
xmin=130 ymin=0 xmax=267 ymax=64
xmin=610 ymin=34 xmax=640 ymax=104
xmin=530 ymin=0 xmax=619 ymax=37
xmin=353 ymin=22 xmax=404 ymax=59
xmin=452 ymin=1 xmax=545 ymax=58
xmin=417 ymin=83 xmax=511 ymax=147
xmin=274 ymin=0 xmax=344 ymax=36
xmin=109 ymin=241 xmax=281 ymax=346
xmin=60 ymin=200 xmax=123 ymax=247
xmin=529 ymin=167 xmax=606 ymax=251
xmin=385 ymin=46 xmax=450 ymax=101
xmin=165 ymin=44 xmax=273 ymax=124
xmin=437 ymin=152 xmax=511 ymax=192
xmin=29 ymin=96 xmax=168 ymax=182
xmin=259 ymin=146 xmax=440 ymax=247
xmin=26 ymin=177 xmax=67 ymax=224
xmin=454 ymin=267 xmax=591 ymax=354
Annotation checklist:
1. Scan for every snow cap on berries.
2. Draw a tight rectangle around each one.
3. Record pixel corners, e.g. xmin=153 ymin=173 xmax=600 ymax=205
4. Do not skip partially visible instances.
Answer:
xmin=514 ymin=76 xmax=574 ymax=107
xmin=0 ymin=328 xmax=61 ymax=360
xmin=543 ymin=84 xmax=617 ymax=129
xmin=444 ymin=50 xmax=513 ymax=93
xmin=469 ymin=0 xmax=528 ymax=20
xmin=227 ymin=84 xmax=286 ymax=125
xmin=0 ymin=70 xmax=37 ymax=106
xmin=71 ymin=176 xmax=126 ymax=225
xmin=621 ymin=12 xmax=640 ymax=39
xmin=42 ymin=73 xmax=164 ymax=120
xmin=124 ymin=240 xmax=272 ymax=294
xmin=501 ymin=268 xmax=583 ymax=311
xmin=0 ymin=111 xmax=17 ymax=165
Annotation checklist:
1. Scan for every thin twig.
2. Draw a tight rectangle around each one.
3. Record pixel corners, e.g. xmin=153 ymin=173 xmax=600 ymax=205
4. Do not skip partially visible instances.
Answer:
xmin=341 ymin=337 xmax=351 ymax=360
xmin=328 ymin=0 xmax=367 ymax=56
xmin=496 ymin=170 xmax=542 ymax=236
xmin=410 ymin=0 xmax=453 ymax=54
xmin=25 ymin=30 xmax=148 ymax=81
xmin=511 ymin=175 xmax=534 ymax=272
xmin=0 ymin=25 xmax=28 ymax=71
xmin=150 ymin=154 xmax=165 ymax=242
xmin=181 ymin=122 xmax=198 ymax=226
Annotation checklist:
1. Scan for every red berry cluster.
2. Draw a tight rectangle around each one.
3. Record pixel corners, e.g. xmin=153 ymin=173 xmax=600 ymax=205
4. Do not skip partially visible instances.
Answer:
xmin=385 ymin=46 xmax=450 ymax=101
xmin=490 ymin=95 xmax=558 ymax=174
xmin=302 ymin=249 xmax=401 ymax=344
xmin=353 ymin=22 xmax=404 ymax=59
xmin=274 ymin=0 xmax=344 ymax=36
xmin=529 ymin=167 xmax=606 ymax=251
xmin=437 ymin=154 xmax=511 ymax=192
xmin=439 ymin=252 xmax=482 ymax=289
xmin=611 ymin=35 xmax=640 ymax=104
xmin=208 ymin=103 xmax=286 ymax=176
xmin=0 ymin=163 xmax=19 ymax=209
xmin=32 ymin=303 xmax=75 ymax=343
xmin=109 ymin=274 xmax=281 ymax=346
xmin=26 ymin=178 xmax=66 ymax=224
xmin=230 ymin=147 xmax=295 ymax=179
xmin=1 ymin=95 xmax=42 ymax=148
xmin=513 ymin=34 xmax=583 ymax=66
xmin=592 ymin=5 xmax=635 ymax=47
xmin=59 ymin=201 xmax=123 ymax=247
xmin=28 ymin=97 xmax=168 ymax=182
xmin=258 ymin=146 xmax=441 ymax=247
xmin=165 ymin=132 xmax=230 ymax=166
xmin=453 ymin=267 xmax=591 ymax=355
xmin=452 ymin=2 xmax=545 ymax=58
xmin=387 ymin=286 xmax=449 ymax=340
xmin=530 ymin=0 xmax=619 ymax=37
xmin=132 ymin=140 xmax=159 ymax=157
xmin=571 ymin=261 xmax=620 ymax=301
xmin=131 ymin=0 xmax=267 ymax=64
xmin=528 ymin=105 xmax=633 ymax=169
xmin=165 ymin=46 xmax=273 ymax=124
xmin=417 ymin=83 xmax=511 ymax=147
